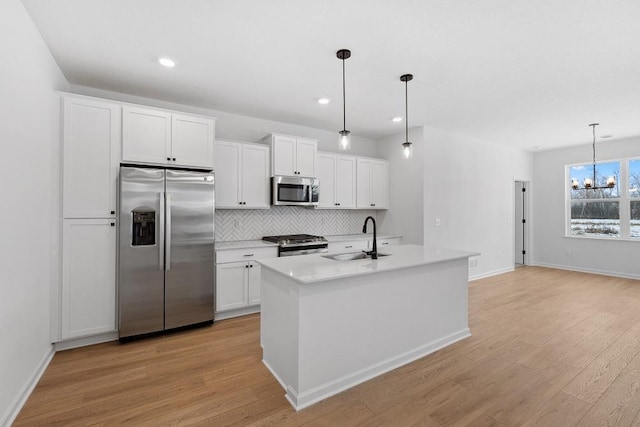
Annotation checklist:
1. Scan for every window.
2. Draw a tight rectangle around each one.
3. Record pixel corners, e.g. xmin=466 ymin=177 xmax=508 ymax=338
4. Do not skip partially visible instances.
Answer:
xmin=567 ymin=158 xmax=640 ymax=240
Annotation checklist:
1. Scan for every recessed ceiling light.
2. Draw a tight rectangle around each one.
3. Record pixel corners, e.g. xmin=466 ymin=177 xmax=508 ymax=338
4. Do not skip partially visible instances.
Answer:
xmin=318 ymin=98 xmax=330 ymax=105
xmin=158 ymin=57 xmax=175 ymax=68
xmin=392 ymin=117 xmax=403 ymax=122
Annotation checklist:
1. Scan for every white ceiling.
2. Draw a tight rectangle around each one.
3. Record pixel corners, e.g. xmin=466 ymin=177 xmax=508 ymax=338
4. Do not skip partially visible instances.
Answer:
xmin=22 ymin=0 xmax=640 ymax=150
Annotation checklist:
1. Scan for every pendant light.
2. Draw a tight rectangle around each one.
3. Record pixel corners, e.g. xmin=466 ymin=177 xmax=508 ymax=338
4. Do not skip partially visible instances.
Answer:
xmin=400 ymin=74 xmax=413 ymax=159
xmin=337 ymin=49 xmax=351 ymax=151
xmin=570 ymin=123 xmax=615 ymax=190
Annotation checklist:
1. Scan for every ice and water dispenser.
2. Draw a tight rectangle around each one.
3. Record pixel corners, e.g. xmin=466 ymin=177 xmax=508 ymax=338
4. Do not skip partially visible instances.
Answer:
xmin=131 ymin=210 xmax=155 ymax=246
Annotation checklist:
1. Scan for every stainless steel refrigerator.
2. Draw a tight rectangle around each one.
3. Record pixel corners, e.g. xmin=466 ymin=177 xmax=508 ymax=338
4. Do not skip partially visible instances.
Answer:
xmin=118 ymin=166 xmax=215 ymax=339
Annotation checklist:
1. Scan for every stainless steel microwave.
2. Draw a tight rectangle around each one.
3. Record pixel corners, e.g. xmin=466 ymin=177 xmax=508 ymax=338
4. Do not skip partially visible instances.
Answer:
xmin=271 ymin=176 xmax=319 ymax=206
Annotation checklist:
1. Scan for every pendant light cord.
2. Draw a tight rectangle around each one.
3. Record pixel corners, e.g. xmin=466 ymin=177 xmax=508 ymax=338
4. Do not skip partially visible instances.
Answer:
xmin=405 ymin=79 xmax=409 ymax=142
xmin=591 ymin=123 xmax=597 ymax=183
xmin=342 ymin=57 xmax=346 ymax=131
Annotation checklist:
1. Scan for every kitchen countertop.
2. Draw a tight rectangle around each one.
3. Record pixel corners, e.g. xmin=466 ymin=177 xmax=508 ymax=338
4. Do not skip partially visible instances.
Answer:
xmin=256 ymin=244 xmax=479 ymax=284
xmin=324 ymin=233 xmax=402 ymax=242
xmin=215 ymin=240 xmax=278 ymax=251
xmin=215 ymin=233 xmax=403 ymax=251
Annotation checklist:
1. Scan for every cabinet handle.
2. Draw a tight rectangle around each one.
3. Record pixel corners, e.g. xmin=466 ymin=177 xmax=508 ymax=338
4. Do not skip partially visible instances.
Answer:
xmin=245 ymin=264 xmax=249 ymax=268
xmin=249 ymin=264 xmax=254 ymax=268
xmin=110 ymin=222 xmax=115 ymax=226
xmin=381 ymin=242 xmax=389 ymax=245
xmin=167 ymin=157 xmax=171 ymax=161
xmin=110 ymin=210 xmax=115 ymax=215
xmin=345 ymin=245 xmax=353 ymax=248
xmin=243 ymin=254 xmax=254 ymax=257
xmin=172 ymin=157 xmax=176 ymax=161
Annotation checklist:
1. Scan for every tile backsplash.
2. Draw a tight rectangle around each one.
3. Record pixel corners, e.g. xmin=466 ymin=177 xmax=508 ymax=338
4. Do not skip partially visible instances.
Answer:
xmin=215 ymin=207 xmax=377 ymax=241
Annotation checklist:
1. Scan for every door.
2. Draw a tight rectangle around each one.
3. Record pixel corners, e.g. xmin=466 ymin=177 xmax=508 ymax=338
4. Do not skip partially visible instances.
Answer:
xmin=514 ymin=181 xmax=528 ymax=265
xmin=241 ymin=144 xmax=270 ymax=208
xmin=370 ymin=161 xmax=389 ymax=208
xmin=171 ymin=114 xmax=215 ymax=168
xmin=248 ymin=262 xmax=261 ymax=305
xmin=295 ymin=138 xmax=317 ymax=176
xmin=165 ymin=169 xmax=215 ymax=329
xmin=356 ymin=158 xmax=371 ymax=208
xmin=336 ymin=156 xmax=356 ymax=208
xmin=272 ymin=135 xmax=297 ymax=176
xmin=122 ymin=106 xmax=171 ymax=165
xmin=118 ymin=167 xmax=165 ymax=338
xmin=317 ymin=154 xmax=336 ymax=208
xmin=215 ymin=262 xmax=248 ymax=311
xmin=61 ymin=219 xmax=116 ymax=339
xmin=63 ymin=97 xmax=120 ymax=219
xmin=214 ymin=140 xmax=241 ymax=208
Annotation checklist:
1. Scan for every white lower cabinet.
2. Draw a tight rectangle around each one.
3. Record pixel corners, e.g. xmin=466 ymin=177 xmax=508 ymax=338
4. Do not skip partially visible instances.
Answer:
xmin=61 ymin=219 xmax=116 ymax=340
xmin=215 ymin=247 xmax=277 ymax=318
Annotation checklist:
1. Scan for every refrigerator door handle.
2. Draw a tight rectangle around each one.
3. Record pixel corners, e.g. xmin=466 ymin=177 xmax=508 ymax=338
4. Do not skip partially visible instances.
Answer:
xmin=159 ymin=192 xmax=165 ymax=270
xmin=165 ymin=192 xmax=172 ymax=271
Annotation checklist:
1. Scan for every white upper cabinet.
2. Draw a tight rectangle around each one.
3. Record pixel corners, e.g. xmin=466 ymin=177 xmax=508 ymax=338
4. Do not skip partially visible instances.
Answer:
xmin=261 ymin=133 xmax=318 ymax=177
xmin=317 ymin=154 xmax=336 ymax=208
xmin=122 ymin=106 xmax=171 ymax=165
xmin=63 ymin=96 xmax=121 ymax=219
xmin=357 ymin=158 xmax=389 ymax=209
xmin=214 ymin=140 xmax=270 ymax=209
xmin=123 ymin=106 xmax=215 ymax=168
xmin=317 ymin=152 xmax=356 ymax=209
xmin=171 ymin=114 xmax=215 ymax=168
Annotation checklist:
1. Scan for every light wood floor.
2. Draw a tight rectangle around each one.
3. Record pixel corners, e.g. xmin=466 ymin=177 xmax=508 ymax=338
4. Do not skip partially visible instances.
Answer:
xmin=14 ymin=266 xmax=640 ymax=426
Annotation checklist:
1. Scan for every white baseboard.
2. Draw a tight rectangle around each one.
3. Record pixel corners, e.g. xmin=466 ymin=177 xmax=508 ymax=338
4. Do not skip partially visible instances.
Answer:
xmin=1 ymin=346 xmax=54 ymax=427
xmin=214 ymin=305 xmax=260 ymax=321
xmin=54 ymin=331 xmax=118 ymax=351
xmin=286 ymin=328 xmax=471 ymax=411
xmin=532 ymin=262 xmax=640 ymax=280
xmin=469 ymin=266 xmax=515 ymax=281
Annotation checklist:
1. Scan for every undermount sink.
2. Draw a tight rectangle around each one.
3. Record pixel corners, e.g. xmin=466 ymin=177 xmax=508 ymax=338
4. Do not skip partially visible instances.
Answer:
xmin=322 ymin=252 xmax=390 ymax=261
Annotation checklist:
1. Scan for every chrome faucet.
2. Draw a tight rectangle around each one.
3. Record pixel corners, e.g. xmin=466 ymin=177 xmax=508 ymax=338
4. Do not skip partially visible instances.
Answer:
xmin=362 ymin=216 xmax=377 ymax=259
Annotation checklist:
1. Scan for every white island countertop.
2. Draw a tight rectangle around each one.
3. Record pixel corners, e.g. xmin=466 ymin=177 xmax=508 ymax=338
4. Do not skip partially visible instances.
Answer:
xmin=257 ymin=244 xmax=479 ymax=284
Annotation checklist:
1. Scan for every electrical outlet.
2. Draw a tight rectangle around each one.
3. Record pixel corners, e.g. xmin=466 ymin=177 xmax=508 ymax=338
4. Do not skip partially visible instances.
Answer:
xmin=469 ymin=258 xmax=479 ymax=269
xmin=435 ymin=218 xmax=441 ymax=227
xmin=233 ymin=219 xmax=239 ymax=229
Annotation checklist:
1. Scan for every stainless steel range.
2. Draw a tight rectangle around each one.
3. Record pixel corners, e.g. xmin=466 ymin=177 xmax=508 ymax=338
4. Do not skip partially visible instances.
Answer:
xmin=262 ymin=234 xmax=329 ymax=257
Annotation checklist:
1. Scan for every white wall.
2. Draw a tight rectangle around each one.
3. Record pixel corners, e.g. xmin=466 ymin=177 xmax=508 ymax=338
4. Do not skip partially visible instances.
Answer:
xmin=421 ymin=126 xmax=534 ymax=279
xmin=533 ymin=137 xmax=640 ymax=278
xmin=377 ymin=127 xmax=425 ymax=245
xmin=68 ymin=85 xmax=379 ymax=157
xmin=0 ymin=0 xmax=68 ymax=424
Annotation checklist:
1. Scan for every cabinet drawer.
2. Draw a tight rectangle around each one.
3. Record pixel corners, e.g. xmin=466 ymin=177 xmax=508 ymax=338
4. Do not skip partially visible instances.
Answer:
xmin=216 ymin=247 xmax=278 ymax=263
xmin=328 ymin=240 xmax=368 ymax=254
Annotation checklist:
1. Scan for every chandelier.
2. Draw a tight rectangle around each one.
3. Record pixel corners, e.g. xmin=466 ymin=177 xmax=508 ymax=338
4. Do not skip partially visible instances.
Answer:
xmin=571 ymin=123 xmax=615 ymax=190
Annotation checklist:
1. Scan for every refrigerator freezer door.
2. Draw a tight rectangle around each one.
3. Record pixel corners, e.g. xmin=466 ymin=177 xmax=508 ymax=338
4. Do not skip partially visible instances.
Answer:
xmin=118 ymin=167 xmax=165 ymax=338
xmin=164 ymin=169 xmax=215 ymax=329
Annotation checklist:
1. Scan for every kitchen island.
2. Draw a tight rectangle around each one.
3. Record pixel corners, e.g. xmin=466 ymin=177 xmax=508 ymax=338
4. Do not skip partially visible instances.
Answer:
xmin=257 ymin=244 xmax=479 ymax=410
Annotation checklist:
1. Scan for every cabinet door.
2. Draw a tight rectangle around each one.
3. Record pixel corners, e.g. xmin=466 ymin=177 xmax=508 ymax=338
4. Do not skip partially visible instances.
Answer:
xmin=61 ymin=219 xmax=116 ymax=339
xmin=63 ymin=97 xmax=120 ymax=219
xmin=248 ymin=262 xmax=262 ymax=306
xmin=272 ymin=135 xmax=297 ymax=176
xmin=214 ymin=140 xmax=241 ymax=208
xmin=122 ymin=106 xmax=171 ymax=165
xmin=335 ymin=156 xmax=356 ymax=208
xmin=215 ymin=262 xmax=248 ymax=312
xmin=317 ymin=154 xmax=336 ymax=208
xmin=295 ymin=138 xmax=317 ymax=177
xmin=371 ymin=161 xmax=389 ymax=209
xmin=356 ymin=158 xmax=371 ymax=208
xmin=171 ymin=114 xmax=215 ymax=168
xmin=241 ymin=144 xmax=270 ymax=208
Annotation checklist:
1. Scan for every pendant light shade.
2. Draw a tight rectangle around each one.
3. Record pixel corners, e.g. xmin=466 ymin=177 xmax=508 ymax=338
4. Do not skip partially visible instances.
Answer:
xmin=570 ymin=123 xmax=616 ymax=190
xmin=337 ymin=49 xmax=351 ymax=151
xmin=400 ymin=74 xmax=413 ymax=159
